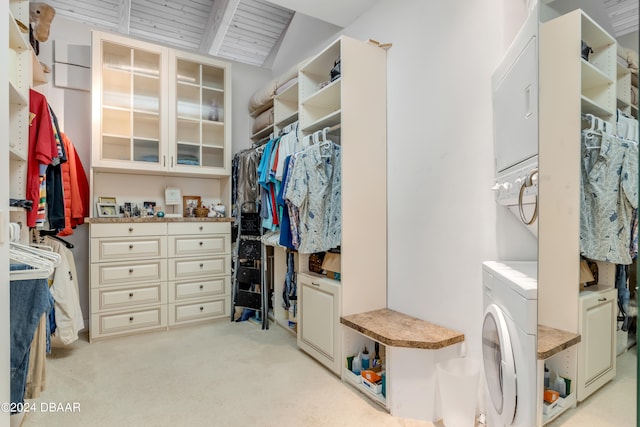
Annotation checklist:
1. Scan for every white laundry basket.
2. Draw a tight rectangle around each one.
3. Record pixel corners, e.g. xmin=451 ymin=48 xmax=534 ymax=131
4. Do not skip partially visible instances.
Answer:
xmin=437 ymin=357 xmax=479 ymax=427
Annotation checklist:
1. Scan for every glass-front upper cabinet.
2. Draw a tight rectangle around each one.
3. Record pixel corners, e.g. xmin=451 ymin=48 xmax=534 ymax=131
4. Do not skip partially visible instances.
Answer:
xmin=169 ymin=50 xmax=231 ymax=175
xmin=92 ymin=31 xmax=231 ymax=176
xmin=92 ymin=31 xmax=168 ymax=172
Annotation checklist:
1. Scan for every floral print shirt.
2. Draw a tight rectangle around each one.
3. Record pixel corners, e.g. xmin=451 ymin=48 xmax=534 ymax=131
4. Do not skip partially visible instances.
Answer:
xmin=580 ymin=132 xmax=638 ymax=265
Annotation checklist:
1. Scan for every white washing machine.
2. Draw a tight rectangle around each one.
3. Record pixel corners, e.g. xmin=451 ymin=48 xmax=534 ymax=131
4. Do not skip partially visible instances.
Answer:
xmin=482 ymin=261 xmax=537 ymax=427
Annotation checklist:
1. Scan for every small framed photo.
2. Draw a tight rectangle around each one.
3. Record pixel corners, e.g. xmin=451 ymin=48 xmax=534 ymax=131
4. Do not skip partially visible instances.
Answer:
xmin=98 ymin=196 xmax=117 ymax=205
xmin=97 ymin=203 xmax=118 ymax=218
xmin=143 ymin=201 xmax=156 ymax=215
xmin=183 ymin=196 xmax=201 ymax=218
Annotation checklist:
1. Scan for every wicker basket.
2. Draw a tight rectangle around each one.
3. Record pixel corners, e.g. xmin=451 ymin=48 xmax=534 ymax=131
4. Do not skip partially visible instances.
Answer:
xmin=194 ymin=207 xmax=209 ymax=218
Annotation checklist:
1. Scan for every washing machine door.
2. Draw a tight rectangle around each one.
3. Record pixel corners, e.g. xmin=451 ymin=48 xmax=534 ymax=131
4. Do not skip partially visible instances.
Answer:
xmin=483 ymin=304 xmax=517 ymax=425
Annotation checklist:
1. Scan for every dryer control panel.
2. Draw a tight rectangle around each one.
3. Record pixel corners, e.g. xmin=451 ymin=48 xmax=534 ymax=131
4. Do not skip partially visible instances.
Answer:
xmin=493 ymin=156 xmax=538 ymax=205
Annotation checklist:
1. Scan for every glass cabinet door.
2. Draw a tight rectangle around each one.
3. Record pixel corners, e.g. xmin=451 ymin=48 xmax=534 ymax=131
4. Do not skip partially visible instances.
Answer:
xmin=173 ymin=54 xmax=228 ymax=172
xmin=99 ymin=39 xmax=164 ymax=168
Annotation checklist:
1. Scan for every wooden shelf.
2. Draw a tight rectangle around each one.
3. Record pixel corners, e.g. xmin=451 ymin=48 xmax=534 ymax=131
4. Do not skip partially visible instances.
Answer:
xmin=301 ymin=78 xmax=340 ymax=107
xmin=9 ymin=81 xmax=27 ymax=105
xmin=581 ymin=95 xmax=614 ymax=118
xmin=32 ymin=50 xmax=47 ymax=85
xmin=8 ymin=12 xmax=28 ymax=51
xmin=543 ymin=393 xmax=576 ymax=425
xmin=251 ymin=124 xmax=273 ymax=141
xmin=581 ymin=59 xmax=613 ymax=89
xmin=301 ymin=110 xmax=341 ymax=134
xmin=275 ymin=111 xmax=298 ymax=129
xmin=9 ymin=146 xmax=27 ymax=161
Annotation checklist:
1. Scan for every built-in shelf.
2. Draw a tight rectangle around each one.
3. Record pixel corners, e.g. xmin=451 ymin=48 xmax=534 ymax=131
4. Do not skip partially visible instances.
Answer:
xmin=301 ymin=110 xmax=341 ymax=133
xmin=581 ymin=95 xmax=615 ymax=118
xmin=32 ymin=50 xmax=47 ymax=84
xmin=9 ymin=146 xmax=27 ymax=161
xmin=301 ymin=78 xmax=340 ymax=107
xmin=581 ymin=59 xmax=614 ymax=89
xmin=8 ymin=12 xmax=28 ymax=51
xmin=9 ymin=81 xmax=27 ymax=105
xmin=543 ymin=392 xmax=576 ymax=425
xmin=251 ymin=124 xmax=273 ymax=141
xmin=275 ymin=111 xmax=298 ymax=129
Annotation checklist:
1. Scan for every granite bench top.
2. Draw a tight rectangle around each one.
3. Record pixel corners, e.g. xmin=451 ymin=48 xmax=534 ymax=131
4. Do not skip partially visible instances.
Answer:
xmin=340 ymin=308 xmax=465 ymax=349
xmin=537 ymin=324 xmax=581 ymax=360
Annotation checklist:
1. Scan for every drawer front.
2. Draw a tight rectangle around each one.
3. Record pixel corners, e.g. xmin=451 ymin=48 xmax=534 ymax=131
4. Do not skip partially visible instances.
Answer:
xmin=94 ymin=306 xmax=167 ymax=336
xmin=91 ymin=237 xmax=166 ymax=262
xmin=169 ymin=276 xmax=230 ymax=302
xmin=169 ymin=298 xmax=229 ymax=325
xmin=91 ymin=259 xmax=167 ymax=288
xmin=169 ymin=255 xmax=230 ymax=280
xmin=168 ymin=235 xmax=229 ymax=258
xmin=91 ymin=222 xmax=167 ymax=238
xmin=91 ymin=283 xmax=167 ymax=312
xmin=168 ymin=222 xmax=230 ymax=236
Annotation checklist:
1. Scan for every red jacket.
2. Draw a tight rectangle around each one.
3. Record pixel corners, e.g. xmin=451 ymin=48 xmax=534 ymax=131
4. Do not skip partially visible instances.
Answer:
xmin=58 ymin=132 xmax=89 ymax=236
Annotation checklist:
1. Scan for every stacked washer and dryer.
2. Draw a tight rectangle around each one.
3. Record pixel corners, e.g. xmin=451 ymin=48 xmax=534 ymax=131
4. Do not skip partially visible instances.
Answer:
xmin=482 ymin=11 xmax=540 ymax=427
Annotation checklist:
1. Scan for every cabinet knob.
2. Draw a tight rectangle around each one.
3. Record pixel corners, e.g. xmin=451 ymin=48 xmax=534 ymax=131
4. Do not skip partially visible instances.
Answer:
xmin=199 ymin=306 xmax=204 ymax=311
xmin=129 ymin=269 xmax=134 ymax=273
xmin=199 ymin=226 xmax=204 ymax=231
xmin=129 ymin=293 xmax=134 ymax=297
xmin=199 ymin=241 xmax=203 ymax=246
xmin=129 ymin=245 xmax=134 ymax=249
xmin=129 ymin=227 xmax=134 ymax=232
xmin=199 ymin=285 xmax=204 ymax=290
xmin=129 ymin=316 xmax=134 ymax=321
xmin=199 ymin=263 xmax=204 ymax=268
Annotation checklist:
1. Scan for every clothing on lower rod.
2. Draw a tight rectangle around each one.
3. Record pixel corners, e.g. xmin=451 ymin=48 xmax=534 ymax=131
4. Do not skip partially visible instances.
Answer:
xmin=10 ymin=264 xmax=53 ymax=412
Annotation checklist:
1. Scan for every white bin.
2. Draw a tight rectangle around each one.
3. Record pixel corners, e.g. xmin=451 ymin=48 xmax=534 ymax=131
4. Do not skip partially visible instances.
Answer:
xmin=437 ymin=357 xmax=479 ymax=427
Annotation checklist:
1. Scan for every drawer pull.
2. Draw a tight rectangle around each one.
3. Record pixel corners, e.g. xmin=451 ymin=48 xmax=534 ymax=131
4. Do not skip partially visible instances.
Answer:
xmin=129 ymin=227 xmax=134 ymax=232
xmin=598 ymin=298 xmax=607 ymax=302
xmin=199 ymin=263 xmax=204 ymax=268
xmin=199 ymin=241 xmax=203 ymax=246
xmin=129 ymin=293 xmax=134 ymax=298
xmin=199 ymin=226 xmax=204 ymax=231
xmin=129 ymin=269 xmax=134 ymax=274
xmin=311 ymin=282 xmax=321 ymax=287
xmin=200 ymin=306 xmax=204 ymax=311
xmin=129 ymin=245 xmax=134 ymax=249
xmin=199 ymin=285 xmax=204 ymax=290
xmin=129 ymin=316 xmax=134 ymax=321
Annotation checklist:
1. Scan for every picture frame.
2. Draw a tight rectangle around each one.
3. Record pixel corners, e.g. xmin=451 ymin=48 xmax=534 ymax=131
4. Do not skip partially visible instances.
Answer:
xmin=98 ymin=196 xmax=117 ymax=205
xmin=143 ymin=201 xmax=156 ymax=215
xmin=183 ymin=196 xmax=201 ymax=218
xmin=96 ymin=203 xmax=118 ymax=218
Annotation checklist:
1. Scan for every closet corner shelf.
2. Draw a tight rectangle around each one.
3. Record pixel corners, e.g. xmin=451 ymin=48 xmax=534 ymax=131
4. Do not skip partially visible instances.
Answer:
xmin=32 ymin=51 xmax=47 ymax=85
xmin=301 ymin=110 xmax=341 ymax=134
xmin=581 ymin=96 xmax=615 ymax=118
xmin=251 ymin=125 xmax=273 ymax=141
xmin=537 ymin=324 xmax=581 ymax=360
xmin=9 ymin=146 xmax=27 ymax=161
xmin=9 ymin=81 xmax=28 ymax=106
xmin=8 ymin=13 xmax=29 ymax=51
xmin=340 ymin=308 xmax=464 ymax=349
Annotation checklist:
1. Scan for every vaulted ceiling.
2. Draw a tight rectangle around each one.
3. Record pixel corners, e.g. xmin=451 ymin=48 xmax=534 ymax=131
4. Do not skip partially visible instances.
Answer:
xmin=45 ymin=0 xmax=296 ymax=67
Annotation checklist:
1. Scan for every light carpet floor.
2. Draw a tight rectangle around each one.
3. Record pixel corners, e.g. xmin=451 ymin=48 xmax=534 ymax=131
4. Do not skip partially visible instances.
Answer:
xmin=19 ymin=320 xmax=636 ymax=427
xmin=21 ymin=320 xmax=433 ymax=427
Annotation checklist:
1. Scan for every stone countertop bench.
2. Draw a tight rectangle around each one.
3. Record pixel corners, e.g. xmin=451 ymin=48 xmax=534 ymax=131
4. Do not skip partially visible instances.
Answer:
xmin=340 ymin=308 xmax=465 ymax=350
xmin=537 ymin=324 xmax=581 ymax=360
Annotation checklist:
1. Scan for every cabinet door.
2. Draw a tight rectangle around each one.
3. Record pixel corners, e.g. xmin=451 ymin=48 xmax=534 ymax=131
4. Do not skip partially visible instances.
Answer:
xmin=297 ymin=273 xmax=341 ymax=375
xmin=92 ymin=31 xmax=169 ymax=172
xmin=168 ymin=50 xmax=231 ymax=176
xmin=577 ymin=287 xmax=616 ymax=401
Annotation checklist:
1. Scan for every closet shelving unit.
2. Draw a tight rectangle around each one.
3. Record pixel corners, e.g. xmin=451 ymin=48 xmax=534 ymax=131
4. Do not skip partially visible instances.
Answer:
xmin=294 ymin=36 xmax=387 ymax=387
xmin=538 ymin=9 xmax=623 ymax=424
xmin=274 ymin=81 xmax=298 ymax=132
xmin=249 ymin=100 xmax=274 ymax=142
xmin=617 ymin=58 xmax=632 ymax=117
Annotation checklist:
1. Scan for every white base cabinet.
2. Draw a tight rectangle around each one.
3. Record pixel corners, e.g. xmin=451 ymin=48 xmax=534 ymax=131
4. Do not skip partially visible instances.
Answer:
xmin=297 ymin=273 xmax=342 ymax=375
xmin=89 ymin=220 xmax=231 ymax=341
xmin=577 ymin=286 xmax=617 ymax=401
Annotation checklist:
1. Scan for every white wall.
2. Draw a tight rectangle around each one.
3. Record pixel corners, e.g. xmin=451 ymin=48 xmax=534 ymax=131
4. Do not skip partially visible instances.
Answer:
xmin=38 ymin=15 xmax=271 ymax=326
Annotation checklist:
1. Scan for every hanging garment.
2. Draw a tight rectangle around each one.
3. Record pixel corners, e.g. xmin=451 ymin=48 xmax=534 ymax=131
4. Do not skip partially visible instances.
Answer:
xmin=10 ymin=265 xmax=53 ymax=410
xmin=580 ymin=133 xmax=639 ymax=264
xmin=58 ymin=132 xmax=90 ymax=236
xmin=25 ymin=313 xmax=48 ymax=399
xmin=286 ymin=142 xmax=342 ymax=253
xmin=27 ymin=90 xmax=59 ymax=228
xmin=46 ymin=237 xmax=85 ymax=345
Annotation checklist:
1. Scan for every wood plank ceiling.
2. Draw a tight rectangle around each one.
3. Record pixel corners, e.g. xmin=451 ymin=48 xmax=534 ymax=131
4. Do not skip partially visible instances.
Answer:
xmin=45 ymin=0 xmax=295 ymax=67
xmin=603 ymin=0 xmax=639 ymax=37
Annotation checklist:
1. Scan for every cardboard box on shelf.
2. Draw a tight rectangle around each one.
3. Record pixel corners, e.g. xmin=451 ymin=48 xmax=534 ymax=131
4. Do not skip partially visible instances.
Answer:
xmin=322 ymin=252 xmax=341 ymax=280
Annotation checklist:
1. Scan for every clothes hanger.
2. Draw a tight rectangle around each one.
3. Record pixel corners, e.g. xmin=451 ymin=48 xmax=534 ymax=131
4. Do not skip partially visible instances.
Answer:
xmin=9 ymin=243 xmax=56 ymax=280
xmin=10 ymin=241 xmax=62 ymax=267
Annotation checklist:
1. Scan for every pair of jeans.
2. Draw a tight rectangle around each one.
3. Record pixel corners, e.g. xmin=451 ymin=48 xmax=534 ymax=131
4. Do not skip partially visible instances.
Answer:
xmin=616 ymin=264 xmax=631 ymax=331
xmin=10 ymin=264 xmax=53 ymax=411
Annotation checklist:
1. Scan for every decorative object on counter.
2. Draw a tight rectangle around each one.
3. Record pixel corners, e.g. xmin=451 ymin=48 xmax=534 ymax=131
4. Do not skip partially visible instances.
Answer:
xmin=98 ymin=196 xmax=116 ymax=204
xmin=183 ymin=195 xmax=201 ymax=218
xmin=213 ymin=203 xmax=226 ymax=218
xmin=143 ymin=201 xmax=156 ymax=216
xmin=96 ymin=203 xmax=118 ymax=218
xmin=156 ymin=211 xmax=165 ymax=218
xmin=308 ymin=252 xmax=325 ymax=274
xmin=164 ymin=187 xmax=182 ymax=218
xmin=194 ymin=206 xmax=209 ymax=218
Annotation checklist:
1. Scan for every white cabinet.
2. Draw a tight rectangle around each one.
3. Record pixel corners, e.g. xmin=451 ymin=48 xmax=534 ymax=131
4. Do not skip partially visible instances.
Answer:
xmin=167 ymin=222 xmax=231 ymax=326
xmin=89 ymin=220 xmax=232 ymax=340
xmin=577 ymin=287 xmax=617 ymax=401
xmin=297 ymin=273 xmax=341 ymax=375
xmin=91 ymin=31 xmax=231 ymax=177
xmin=89 ymin=222 xmax=168 ymax=341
